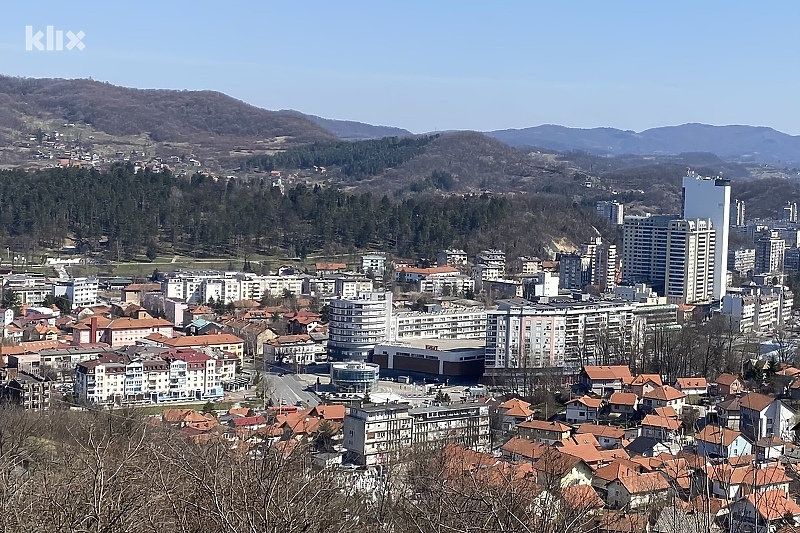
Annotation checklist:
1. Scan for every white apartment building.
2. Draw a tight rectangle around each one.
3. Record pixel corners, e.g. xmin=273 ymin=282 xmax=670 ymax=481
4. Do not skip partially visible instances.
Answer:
xmin=334 ymin=278 xmax=374 ymax=299
xmin=327 ymin=291 xmax=394 ymax=362
xmin=408 ymin=403 xmax=490 ymax=452
xmin=682 ymin=173 xmax=731 ymax=300
xmin=755 ymin=231 xmax=785 ymax=274
xmin=419 ymin=274 xmax=474 ymax=296
xmin=162 ymin=271 xmax=303 ymax=304
xmin=524 ymin=271 xmax=559 ymax=298
xmin=476 ymin=249 xmax=506 ymax=270
xmin=485 ymin=298 xmax=636 ymax=375
xmin=344 ymin=404 xmax=414 ymax=466
xmin=734 ymin=199 xmax=746 ymax=227
xmin=393 ymin=307 xmax=486 ymax=340
xmin=597 ymin=200 xmax=624 ymax=225
xmin=436 ymin=249 xmax=468 ymax=267
xmin=721 ymin=285 xmax=793 ymax=333
xmin=360 ymin=254 xmax=386 ymax=276
xmin=664 ymin=218 xmax=715 ymax=304
xmin=3 ymin=274 xmax=52 ymax=305
xmin=472 ymin=264 xmax=503 ymax=292
xmin=74 ymin=349 xmax=228 ymax=404
xmin=728 ymin=248 xmax=755 ymax=275
xmin=52 ymin=276 xmax=99 ymax=307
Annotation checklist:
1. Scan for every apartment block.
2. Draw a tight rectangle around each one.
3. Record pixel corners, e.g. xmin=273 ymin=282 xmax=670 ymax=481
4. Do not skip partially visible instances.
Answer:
xmin=408 ymin=403 xmax=490 ymax=451
xmin=344 ymin=403 xmax=413 ymax=466
xmin=596 ymin=200 xmax=624 ymax=225
xmin=755 ymin=231 xmax=785 ymax=274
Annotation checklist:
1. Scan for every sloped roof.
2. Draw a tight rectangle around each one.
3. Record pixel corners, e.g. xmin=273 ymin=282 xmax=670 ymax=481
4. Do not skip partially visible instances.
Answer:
xmin=696 ymin=425 xmax=744 ymax=446
xmin=642 ymin=414 xmax=682 ymax=431
xmin=618 ymin=471 xmax=670 ymax=494
xmin=745 ymin=489 xmax=800 ymax=521
xmin=593 ymin=459 xmax=641 ymax=482
xmin=577 ymin=423 xmax=625 ymax=440
xmin=715 ymin=373 xmax=741 ymax=387
xmin=582 ymin=365 xmax=633 ymax=381
xmin=568 ymin=395 xmax=604 ymax=409
xmin=676 ymin=377 xmax=708 ymax=390
xmin=643 ymin=385 xmax=686 ymax=402
xmin=500 ymin=436 xmax=546 ymax=460
xmin=739 ymin=392 xmax=776 ymax=412
xmin=499 ymin=398 xmax=534 ymax=418
xmin=631 ymin=373 xmax=663 ymax=387
xmin=609 ymin=392 xmax=638 ymax=406
xmin=516 ymin=419 xmax=571 ymax=433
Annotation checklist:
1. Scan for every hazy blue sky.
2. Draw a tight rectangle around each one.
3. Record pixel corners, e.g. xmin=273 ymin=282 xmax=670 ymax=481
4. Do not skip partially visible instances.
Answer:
xmin=1 ymin=1 xmax=798 ymax=134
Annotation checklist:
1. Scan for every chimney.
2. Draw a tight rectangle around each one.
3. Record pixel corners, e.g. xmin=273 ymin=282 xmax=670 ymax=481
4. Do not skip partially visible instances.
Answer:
xmin=90 ymin=316 xmax=98 ymax=343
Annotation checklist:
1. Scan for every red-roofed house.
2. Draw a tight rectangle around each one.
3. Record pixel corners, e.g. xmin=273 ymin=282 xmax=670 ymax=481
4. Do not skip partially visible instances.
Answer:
xmin=675 ymin=377 xmax=708 ymax=396
xmin=577 ymin=423 xmax=626 ymax=449
xmin=629 ymin=374 xmax=663 ymax=397
xmin=641 ymin=414 xmax=683 ymax=442
xmin=608 ymin=392 xmax=639 ymax=417
xmin=580 ymin=366 xmax=633 ymax=396
xmin=696 ymin=425 xmax=752 ymax=458
xmin=497 ymin=398 xmax=534 ymax=431
xmin=566 ymin=396 xmax=604 ymax=424
xmin=739 ymin=392 xmax=796 ymax=441
xmin=730 ymin=490 xmax=800 ymax=531
xmin=516 ymin=419 xmax=571 ymax=444
xmin=642 ymin=385 xmax=686 ymax=413
xmin=715 ymin=373 xmax=744 ymax=396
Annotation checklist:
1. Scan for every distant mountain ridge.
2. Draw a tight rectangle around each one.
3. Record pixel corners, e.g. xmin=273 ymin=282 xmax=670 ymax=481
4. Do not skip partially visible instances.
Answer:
xmin=486 ymin=123 xmax=800 ymax=164
xmin=288 ymin=112 xmax=413 ymax=140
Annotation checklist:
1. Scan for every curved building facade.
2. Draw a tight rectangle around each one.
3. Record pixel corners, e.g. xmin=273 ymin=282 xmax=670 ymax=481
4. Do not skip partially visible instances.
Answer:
xmin=327 ymin=291 xmax=392 ymax=362
xmin=330 ymin=361 xmax=380 ymax=393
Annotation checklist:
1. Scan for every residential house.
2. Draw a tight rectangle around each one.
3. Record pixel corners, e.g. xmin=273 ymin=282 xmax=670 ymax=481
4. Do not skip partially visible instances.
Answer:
xmin=625 ymin=436 xmax=675 ymax=458
xmin=729 ymin=490 xmax=800 ymax=533
xmin=532 ymin=447 xmax=593 ymax=488
xmin=629 ymin=373 xmax=663 ymax=397
xmin=285 ymin=311 xmax=323 ymax=335
xmin=717 ymin=397 xmax=742 ymax=431
xmin=715 ymin=373 xmax=744 ymax=396
xmin=696 ymin=425 xmax=753 ymax=458
xmin=577 ymin=423 xmax=626 ymax=450
xmin=704 ymin=462 xmax=791 ymax=501
xmin=641 ymin=413 xmax=682 ymax=442
xmin=264 ymin=334 xmax=321 ymax=367
xmin=652 ymin=506 xmax=718 ymax=533
xmin=608 ymin=392 xmax=638 ymax=417
xmin=500 ymin=436 xmax=546 ymax=463
xmin=592 ymin=459 xmax=643 ymax=500
xmin=642 ymin=385 xmax=686 ymax=414
xmin=606 ymin=472 xmax=671 ymax=510
xmin=739 ymin=392 xmax=796 ymax=441
xmin=148 ymin=333 xmax=245 ymax=365
xmin=72 ymin=316 xmax=175 ymax=347
xmin=581 ymin=365 xmax=633 ymax=396
xmin=565 ymin=396 xmax=604 ymax=424
xmin=497 ymin=398 xmax=534 ymax=431
xmin=3 ymin=371 xmax=51 ymax=410
xmin=754 ymin=436 xmax=788 ymax=461
xmin=675 ymin=377 xmax=709 ymax=397
xmin=516 ymin=419 xmax=572 ymax=445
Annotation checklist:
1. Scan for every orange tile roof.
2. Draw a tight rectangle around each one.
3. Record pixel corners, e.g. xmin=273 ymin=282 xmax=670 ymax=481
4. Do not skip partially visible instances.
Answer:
xmin=609 ymin=392 xmax=638 ymax=406
xmin=593 ymin=459 xmax=641 ymax=482
xmin=562 ymin=484 xmax=604 ymax=509
xmin=568 ymin=395 xmax=604 ymax=409
xmin=599 ymin=448 xmax=631 ymax=462
xmin=705 ymin=463 xmax=791 ymax=487
xmin=739 ymin=392 xmax=776 ymax=412
xmin=557 ymin=442 xmax=604 ymax=464
xmin=618 ymin=471 xmax=670 ymax=494
xmin=397 ymin=266 xmax=460 ymax=276
xmin=500 ymin=436 xmax=546 ymax=461
xmin=567 ymin=433 xmax=601 ymax=448
xmin=746 ymin=489 xmax=800 ymax=521
xmin=631 ymin=374 xmax=663 ymax=387
xmin=643 ymin=385 xmax=685 ymax=401
xmin=582 ymin=365 xmax=633 ymax=381
xmin=676 ymin=377 xmax=708 ymax=390
xmin=641 ymin=414 xmax=682 ymax=431
xmin=310 ymin=404 xmax=346 ymax=421
xmin=577 ymin=423 xmax=625 ymax=440
xmin=160 ymin=333 xmax=244 ymax=347
xmin=715 ymin=373 xmax=741 ymax=387
xmin=315 ymin=262 xmax=346 ymax=271
xmin=516 ymin=419 xmax=571 ymax=433
xmin=499 ymin=398 xmax=534 ymax=418
xmin=652 ymin=406 xmax=679 ymax=419
xmin=696 ymin=425 xmax=743 ymax=446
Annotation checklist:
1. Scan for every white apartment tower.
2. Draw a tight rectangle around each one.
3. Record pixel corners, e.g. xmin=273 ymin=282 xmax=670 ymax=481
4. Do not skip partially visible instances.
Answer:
xmin=664 ymin=218 xmax=715 ymax=304
xmin=681 ymin=172 xmax=731 ymax=300
xmin=327 ymin=292 xmax=394 ymax=362
xmin=596 ymin=200 xmax=624 ymax=225
xmin=734 ymin=199 xmax=746 ymax=227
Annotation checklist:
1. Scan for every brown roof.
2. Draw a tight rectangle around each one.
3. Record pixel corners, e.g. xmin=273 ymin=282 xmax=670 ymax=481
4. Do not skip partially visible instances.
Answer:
xmin=577 ymin=423 xmax=625 ymax=440
xmin=609 ymin=392 xmax=638 ymax=406
xmin=739 ymin=392 xmax=776 ymax=412
xmin=705 ymin=463 xmax=791 ymax=486
xmin=582 ymin=365 xmax=633 ymax=381
xmin=397 ymin=266 xmax=460 ymax=276
xmin=568 ymin=395 xmax=604 ymax=409
xmin=597 ymin=510 xmax=650 ymax=533
xmin=676 ymin=377 xmax=708 ymax=390
xmin=643 ymin=385 xmax=685 ymax=402
xmin=652 ymin=406 xmax=679 ymax=419
xmin=315 ymin=262 xmax=346 ymax=270
xmin=160 ymin=333 xmax=244 ymax=347
xmin=557 ymin=442 xmax=604 ymax=464
xmin=617 ymin=471 xmax=670 ymax=494
xmin=310 ymin=404 xmax=346 ymax=421
xmin=641 ymin=414 xmax=682 ymax=431
xmin=562 ymin=484 xmax=604 ymax=510
xmin=746 ymin=490 xmax=800 ymax=521
xmin=593 ymin=459 xmax=641 ymax=482
xmin=631 ymin=374 xmax=663 ymax=387
xmin=500 ymin=437 xmax=546 ymax=460
xmin=499 ymin=398 xmax=534 ymax=418
xmin=123 ymin=282 xmax=161 ymax=292
xmin=715 ymin=373 xmax=741 ymax=387
xmin=696 ymin=425 xmax=743 ymax=446
xmin=516 ymin=419 xmax=570 ymax=433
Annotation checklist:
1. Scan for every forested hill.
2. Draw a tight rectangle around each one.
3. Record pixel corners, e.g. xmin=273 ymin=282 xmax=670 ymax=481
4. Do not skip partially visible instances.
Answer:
xmin=0 ymin=165 xmax=608 ymax=261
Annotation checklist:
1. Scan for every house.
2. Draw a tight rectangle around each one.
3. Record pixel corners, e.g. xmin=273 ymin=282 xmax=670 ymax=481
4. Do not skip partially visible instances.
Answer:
xmin=704 ymin=462 xmax=791 ymax=501
xmin=500 ymin=436 xmax=546 ymax=463
xmin=729 ymin=490 xmax=800 ymax=533
xmin=641 ymin=413 xmax=682 ymax=442
xmin=642 ymin=385 xmax=686 ymax=414
xmin=755 ymin=436 xmax=788 ymax=461
xmin=516 ymin=419 xmax=572 ymax=444
xmin=625 ymin=436 xmax=675 ymax=458
xmin=3 ymin=372 xmax=52 ymax=410
xmin=629 ymin=373 xmax=663 ymax=397
xmin=496 ymin=398 xmax=534 ymax=431
xmin=675 ymin=377 xmax=709 ymax=397
xmin=739 ymin=392 xmax=796 ymax=441
xmin=592 ymin=459 xmax=643 ymax=497
xmin=606 ymin=471 xmax=671 ymax=510
xmin=652 ymin=506 xmax=718 ymax=533
xmin=595 ymin=511 xmax=650 ymax=533
xmin=696 ymin=425 xmax=753 ymax=458
xmin=581 ymin=365 xmax=633 ymax=396
xmin=608 ymin=392 xmax=638 ymax=417
xmin=565 ymin=396 xmax=604 ymax=424
xmin=532 ymin=447 xmax=593 ymax=488
xmin=715 ymin=373 xmax=744 ymax=396
xmin=717 ymin=397 xmax=742 ymax=431
xmin=577 ymin=423 xmax=626 ymax=450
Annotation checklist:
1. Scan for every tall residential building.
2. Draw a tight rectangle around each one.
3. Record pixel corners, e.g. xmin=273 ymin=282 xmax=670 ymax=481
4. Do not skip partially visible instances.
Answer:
xmin=592 ymin=244 xmax=618 ymax=292
xmin=559 ymin=253 xmax=591 ymax=290
xmin=484 ymin=298 xmax=636 ymax=375
xmin=664 ymin=218 xmax=715 ymax=304
xmin=734 ymin=199 xmax=746 ymax=227
xmin=728 ymin=248 xmax=756 ymax=276
xmin=784 ymin=202 xmax=798 ymax=223
xmin=344 ymin=404 xmax=413 ymax=466
xmin=785 ymin=247 xmax=800 ymax=272
xmin=436 ymin=249 xmax=468 ymax=267
xmin=755 ymin=231 xmax=785 ymax=274
xmin=327 ymin=292 xmax=393 ymax=362
xmin=622 ymin=215 xmax=715 ymax=304
xmin=52 ymin=276 xmax=99 ymax=307
xmin=682 ymin=172 xmax=731 ymax=300
xmin=596 ymin=200 xmax=624 ymax=225
xmin=409 ymin=403 xmax=490 ymax=452
xmin=476 ymin=249 xmax=506 ymax=272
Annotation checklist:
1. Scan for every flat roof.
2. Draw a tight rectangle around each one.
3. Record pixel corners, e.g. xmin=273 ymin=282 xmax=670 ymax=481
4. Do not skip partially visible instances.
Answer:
xmin=377 ymin=338 xmax=485 ymax=352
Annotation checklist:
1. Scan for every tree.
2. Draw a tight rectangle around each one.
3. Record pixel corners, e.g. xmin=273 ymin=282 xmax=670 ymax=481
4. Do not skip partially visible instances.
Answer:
xmin=434 ymin=390 xmax=451 ymax=404
xmin=1 ymin=289 xmax=21 ymax=315
xmin=43 ymin=294 xmax=72 ymax=315
xmin=362 ymin=391 xmax=371 ymax=404
xmin=145 ymin=242 xmax=157 ymax=261
xmin=201 ymin=401 xmax=215 ymax=414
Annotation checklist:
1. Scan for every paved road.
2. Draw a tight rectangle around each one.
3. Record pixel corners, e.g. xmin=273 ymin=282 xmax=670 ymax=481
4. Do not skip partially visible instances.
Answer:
xmin=268 ymin=373 xmax=320 ymax=408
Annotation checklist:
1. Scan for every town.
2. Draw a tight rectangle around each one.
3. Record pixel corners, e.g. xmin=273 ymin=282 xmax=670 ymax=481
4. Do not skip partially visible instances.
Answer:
xmin=2 ymin=171 xmax=800 ymax=531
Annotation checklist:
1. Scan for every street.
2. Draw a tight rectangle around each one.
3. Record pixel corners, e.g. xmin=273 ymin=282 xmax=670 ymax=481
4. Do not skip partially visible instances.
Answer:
xmin=267 ymin=373 xmax=320 ymax=408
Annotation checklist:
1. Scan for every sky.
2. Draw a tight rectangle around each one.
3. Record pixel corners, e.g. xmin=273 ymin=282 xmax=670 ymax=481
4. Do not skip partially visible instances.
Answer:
xmin=0 ymin=1 xmax=798 ymax=134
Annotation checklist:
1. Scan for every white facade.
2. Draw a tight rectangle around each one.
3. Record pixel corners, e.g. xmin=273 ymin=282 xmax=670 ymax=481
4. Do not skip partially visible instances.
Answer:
xmin=755 ymin=231 xmax=785 ymax=274
xmin=334 ymin=278 xmax=374 ymax=299
xmin=682 ymin=173 xmax=731 ymax=300
xmin=596 ymin=200 xmax=624 ymax=225
xmin=360 ymin=254 xmax=386 ymax=276
xmin=419 ymin=275 xmax=474 ymax=296
xmin=437 ymin=249 xmax=468 ymax=267
xmin=393 ymin=308 xmax=486 ymax=340
xmin=344 ymin=404 xmax=413 ymax=466
xmin=162 ymin=271 xmax=303 ymax=304
xmin=525 ymin=271 xmax=559 ymax=297
xmin=665 ymin=218 xmax=715 ymax=304
xmin=327 ymin=291 xmax=393 ymax=362
xmin=52 ymin=276 xmax=99 ymax=307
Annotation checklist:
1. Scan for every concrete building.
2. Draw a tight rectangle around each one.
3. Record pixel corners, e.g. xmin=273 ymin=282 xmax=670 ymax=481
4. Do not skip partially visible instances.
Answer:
xmin=344 ymin=403 xmax=412 ymax=466
xmin=327 ymin=292 xmax=393 ymax=362
xmin=334 ymin=278 xmax=374 ymax=299
xmin=3 ymin=274 xmax=52 ymax=306
xmin=734 ymin=199 xmax=746 ymax=227
xmin=373 ymin=338 xmax=485 ymax=379
xmin=330 ymin=361 xmax=380 ymax=393
xmin=784 ymin=201 xmax=798 ymax=223
xmin=592 ymin=244 xmax=618 ymax=292
xmin=162 ymin=271 xmax=303 ymax=305
xmin=485 ymin=298 xmax=636 ymax=376
xmin=408 ymin=403 xmax=490 ymax=451
xmin=682 ymin=172 xmax=731 ymax=300
xmin=419 ymin=275 xmax=474 ymax=297
xmin=393 ymin=307 xmax=486 ymax=341
xmin=52 ymin=276 xmax=99 ymax=307
xmin=3 ymin=372 xmax=52 ymax=410
xmin=523 ymin=271 xmax=560 ymax=298
xmin=755 ymin=231 xmax=785 ymax=274
xmin=436 ymin=249 xmax=468 ymax=267
xmin=559 ymin=253 xmax=591 ymax=290
xmin=664 ymin=218 xmax=715 ymax=304
xmin=360 ymin=254 xmax=386 ymax=276
xmin=476 ymin=249 xmax=506 ymax=271
xmin=721 ymin=284 xmax=793 ymax=333
xmin=728 ymin=248 xmax=755 ymax=276
xmin=622 ymin=214 xmax=676 ymax=291
xmin=596 ymin=200 xmax=624 ymax=225
xmin=786 ymin=247 xmax=800 ymax=272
